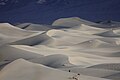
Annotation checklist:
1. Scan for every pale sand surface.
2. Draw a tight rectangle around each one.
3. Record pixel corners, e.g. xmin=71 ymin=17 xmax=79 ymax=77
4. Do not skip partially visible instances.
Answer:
xmin=0 ymin=17 xmax=120 ymax=80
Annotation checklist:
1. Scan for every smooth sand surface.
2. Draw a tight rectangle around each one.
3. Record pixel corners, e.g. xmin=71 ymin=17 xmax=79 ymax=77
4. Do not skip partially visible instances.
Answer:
xmin=0 ymin=17 xmax=120 ymax=80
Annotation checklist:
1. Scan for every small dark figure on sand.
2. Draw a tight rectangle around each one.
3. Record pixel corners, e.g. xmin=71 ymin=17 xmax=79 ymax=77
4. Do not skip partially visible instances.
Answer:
xmin=69 ymin=70 xmax=71 ymax=72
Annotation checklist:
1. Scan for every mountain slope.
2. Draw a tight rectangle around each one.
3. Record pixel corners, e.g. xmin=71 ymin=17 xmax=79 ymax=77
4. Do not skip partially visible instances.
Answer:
xmin=0 ymin=0 xmax=120 ymax=24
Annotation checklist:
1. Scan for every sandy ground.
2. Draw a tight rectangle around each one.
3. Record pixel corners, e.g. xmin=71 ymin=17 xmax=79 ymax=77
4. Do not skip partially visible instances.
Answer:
xmin=0 ymin=17 xmax=120 ymax=80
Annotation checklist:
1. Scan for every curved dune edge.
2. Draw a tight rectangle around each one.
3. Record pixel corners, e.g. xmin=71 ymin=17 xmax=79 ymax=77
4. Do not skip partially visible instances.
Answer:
xmin=0 ymin=59 xmax=110 ymax=80
xmin=0 ymin=23 xmax=45 ymax=46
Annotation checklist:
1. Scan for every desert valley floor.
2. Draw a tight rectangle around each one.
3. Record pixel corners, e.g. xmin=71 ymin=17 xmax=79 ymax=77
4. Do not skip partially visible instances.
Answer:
xmin=0 ymin=17 xmax=120 ymax=80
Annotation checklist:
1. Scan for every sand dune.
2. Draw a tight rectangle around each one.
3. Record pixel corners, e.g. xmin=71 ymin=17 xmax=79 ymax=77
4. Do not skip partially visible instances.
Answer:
xmin=73 ymin=24 xmax=108 ymax=35
xmin=88 ymin=63 xmax=120 ymax=71
xmin=59 ymin=67 xmax=120 ymax=79
xmin=74 ymin=39 xmax=114 ymax=48
xmin=52 ymin=17 xmax=98 ymax=27
xmin=0 ymin=59 xmax=110 ymax=80
xmin=96 ymin=30 xmax=120 ymax=37
xmin=15 ymin=23 xmax=31 ymax=29
xmin=0 ymin=45 xmax=43 ymax=62
xmin=29 ymin=54 xmax=71 ymax=68
xmin=17 ymin=23 xmax=51 ymax=31
xmin=0 ymin=23 xmax=44 ymax=46
xmin=16 ymin=23 xmax=70 ymax=31
xmin=0 ymin=23 xmax=35 ymax=37
xmin=0 ymin=17 xmax=120 ymax=80
xmin=44 ymin=29 xmax=102 ymax=46
xmin=11 ymin=32 xmax=52 ymax=46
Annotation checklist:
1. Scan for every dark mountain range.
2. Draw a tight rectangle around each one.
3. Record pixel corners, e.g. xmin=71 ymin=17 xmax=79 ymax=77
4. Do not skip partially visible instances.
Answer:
xmin=0 ymin=0 xmax=120 ymax=24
